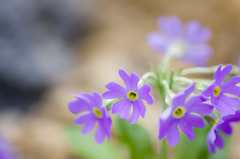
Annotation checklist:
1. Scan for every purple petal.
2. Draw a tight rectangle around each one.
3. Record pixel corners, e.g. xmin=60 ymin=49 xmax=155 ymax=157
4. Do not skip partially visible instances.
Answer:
xmin=222 ymin=86 xmax=240 ymax=96
xmin=214 ymin=64 xmax=232 ymax=85
xmin=138 ymin=84 xmax=154 ymax=105
xmin=82 ymin=117 xmax=97 ymax=134
xmin=112 ymin=98 xmax=132 ymax=115
xmin=166 ymin=121 xmax=180 ymax=146
xmin=94 ymin=125 xmax=105 ymax=144
xmin=172 ymin=83 xmax=195 ymax=108
xmin=215 ymin=94 xmax=236 ymax=115
xmin=179 ymin=117 xmax=195 ymax=140
xmin=73 ymin=113 xmax=93 ymax=125
xmin=146 ymin=32 xmax=170 ymax=52
xmin=184 ymin=20 xmax=211 ymax=44
xmin=208 ymin=141 xmax=216 ymax=154
xmin=102 ymin=82 xmax=126 ymax=99
xmin=202 ymin=81 xmax=216 ymax=97
xmin=158 ymin=16 xmax=183 ymax=38
xmin=129 ymin=72 xmax=140 ymax=90
xmin=185 ymin=114 xmax=205 ymax=128
xmin=118 ymin=101 xmax=132 ymax=120
xmin=185 ymin=95 xmax=213 ymax=115
xmin=129 ymin=102 xmax=143 ymax=124
xmin=219 ymin=94 xmax=240 ymax=107
xmin=119 ymin=69 xmax=139 ymax=91
xmin=207 ymin=127 xmax=217 ymax=145
xmin=93 ymin=92 xmax=102 ymax=107
xmin=133 ymin=99 xmax=146 ymax=117
xmin=218 ymin=123 xmax=232 ymax=136
xmin=158 ymin=107 xmax=172 ymax=140
xmin=182 ymin=44 xmax=213 ymax=66
xmin=68 ymin=99 xmax=91 ymax=114
xmin=222 ymin=76 xmax=240 ymax=88
xmin=215 ymin=132 xmax=224 ymax=149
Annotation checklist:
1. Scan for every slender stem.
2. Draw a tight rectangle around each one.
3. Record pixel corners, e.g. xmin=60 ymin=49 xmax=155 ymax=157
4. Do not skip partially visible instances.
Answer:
xmin=160 ymin=138 xmax=167 ymax=159
xmin=174 ymin=76 xmax=193 ymax=84
xmin=181 ymin=66 xmax=218 ymax=76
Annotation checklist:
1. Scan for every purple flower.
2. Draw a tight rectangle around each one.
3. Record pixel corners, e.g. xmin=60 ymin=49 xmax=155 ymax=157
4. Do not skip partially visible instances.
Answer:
xmin=202 ymin=64 xmax=240 ymax=115
xmin=102 ymin=69 xmax=154 ymax=124
xmin=68 ymin=92 xmax=112 ymax=144
xmin=207 ymin=110 xmax=240 ymax=154
xmin=147 ymin=16 xmax=212 ymax=66
xmin=158 ymin=83 xmax=213 ymax=146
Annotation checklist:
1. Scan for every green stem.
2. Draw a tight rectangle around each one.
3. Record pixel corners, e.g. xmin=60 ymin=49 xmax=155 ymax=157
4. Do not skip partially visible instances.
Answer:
xmin=160 ymin=138 xmax=167 ymax=159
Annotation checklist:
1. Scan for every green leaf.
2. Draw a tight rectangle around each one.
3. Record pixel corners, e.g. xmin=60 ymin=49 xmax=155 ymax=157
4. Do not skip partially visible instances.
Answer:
xmin=65 ymin=125 xmax=124 ymax=159
xmin=115 ymin=118 xmax=156 ymax=159
xmin=174 ymin=125 xmax=231 ymax=159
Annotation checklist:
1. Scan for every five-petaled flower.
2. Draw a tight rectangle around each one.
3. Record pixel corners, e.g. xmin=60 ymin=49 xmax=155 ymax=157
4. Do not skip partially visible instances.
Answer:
xmin=102 ymin=69 xmax=154 ymax=124
xmin=147 ymin=16 xmax=212 ymax=66
xmin=202 ymin=64 xmax=240 ymax=115
xmin=68 ymin=92 xmax=112 ymax=144
xmin=207 ymin=110 xmax=240 ymax=154
xmin=158 ymin=83 xmax=213 ymax=146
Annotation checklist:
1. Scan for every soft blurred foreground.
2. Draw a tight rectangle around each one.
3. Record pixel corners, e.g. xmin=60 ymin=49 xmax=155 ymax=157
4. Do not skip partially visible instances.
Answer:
xmin=0 ymin=0 xmax=240 ymax=159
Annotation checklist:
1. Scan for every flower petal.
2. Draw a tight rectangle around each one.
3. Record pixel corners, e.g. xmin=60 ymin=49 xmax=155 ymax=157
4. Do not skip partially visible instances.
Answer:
xmin=158 ymin=16 xmax=183 ymax=38
xmin=185 ymin=114 xmax=205 ymax=128
xmin=129 ymin=103 xmax=142 ymax=124
xmin=129 ymin=72 xmax=140 ymax=91
xmin=118 ymin=101 xmax=132 ymax=120
xmin=222 ymin=86 xmax=240 ymax=96
xmin=73 ymin=113 xmax=93 ymax=126
xmin=68 ymin=98 xmax=91 ymax=114
xmin=119 ymin=69 xmax=139 ymax=91
xmin=185 ymin=20 xmax=211 ymax=44
xmin=166 ymin=121 xmax=180 ymax=146
xmin=158 ymin=107 xmax=172 ymax=140
xmin=112 ymin=98 xmax=132 ymax=115
xmin=215 ymin=95 xmax=236 ymax=115
xmin=133 ymin=99 xmax=146 ymax=117
xmin=214 ymin=64 xmax=232 ymax=85
xmin=146 ymin=32 xmax=170 ymax=52
xmin=215 ymin=132 xmax=224 ymax=149
xmin=202 ymin=81 xmax=216 ymax=97
xmin=172 ymin=83 xmax=195 ymax=108
xmin=179 ymin=117 xmax=195 ymax=140
xmin=182 ymin=44 xmax=213 ymax=66
xmin=138 ymin=84 xmax=154 ymax=105
xmin=218 ymin=122 xmax=232 ymax=136
xmin=82 ymin=118 xmax=97 ymax=135
xmin=102 ymin=82 xmax=126 ymax=99
xmin=94 ymin=125 xmax=106 ymax=144
xmin=185 ymin=95 xmax=213 ymax=115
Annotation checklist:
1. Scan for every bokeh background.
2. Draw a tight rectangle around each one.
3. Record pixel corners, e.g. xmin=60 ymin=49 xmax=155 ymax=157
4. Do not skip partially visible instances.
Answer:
xmin=0 ymin=0 xmax=240 ymax=158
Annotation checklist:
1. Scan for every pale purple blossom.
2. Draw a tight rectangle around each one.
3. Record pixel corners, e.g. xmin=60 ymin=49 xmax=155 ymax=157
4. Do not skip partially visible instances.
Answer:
xmin=102 ymin=69 xmax=154 ymax=124
xmin=68 ymin=92 xmax=112 ymax=144
xmin=147 ymin=16 xmax=212 ymax=66
xmin=202 ymin=64 xmax=240 ymax=115
xmin=158 ymin=83 xmax=213 ymax=146
xmin=207 ymin=110 xmax=240 ymax=153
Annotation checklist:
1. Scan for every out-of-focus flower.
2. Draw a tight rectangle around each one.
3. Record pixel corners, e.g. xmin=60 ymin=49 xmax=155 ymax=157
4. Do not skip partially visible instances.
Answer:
xmin=0 ymin=135 xmax=17 ymax=159
xmin=202 ymin=64 xmax=240 ymax=115
xmin=158 ymin=83 xmax=213 ymax=146
xmin=102 ymin=69 xmax=153 ymax=124
xmin=68 ymin=92 xmax=112 ymax=144
xmin=207 ymin=110 xmax=240 ymax=154
xmin=147 ymin=16 xmax=212 ymax=66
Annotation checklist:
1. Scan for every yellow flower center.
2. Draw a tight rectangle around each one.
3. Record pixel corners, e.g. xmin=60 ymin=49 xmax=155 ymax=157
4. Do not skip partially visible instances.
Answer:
xmin=210 ymin=119 xmax=218 ymax=126
xmin=213 ymin=86 xmax=221 ymax=97
xmin=173 ymin=107 xmax=185 ymax=118
xmin=127 ymin=91 xmax=138 ymax=101
xmin=93 ymin=108 xmax=102 ymax=118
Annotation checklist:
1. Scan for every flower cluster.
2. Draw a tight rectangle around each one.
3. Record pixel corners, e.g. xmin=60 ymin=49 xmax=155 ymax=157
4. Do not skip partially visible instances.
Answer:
xmin=67 ymin=16 xmax=240 ymax=156
xmin=68 ymin=69 xmax=153 ymax=144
